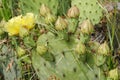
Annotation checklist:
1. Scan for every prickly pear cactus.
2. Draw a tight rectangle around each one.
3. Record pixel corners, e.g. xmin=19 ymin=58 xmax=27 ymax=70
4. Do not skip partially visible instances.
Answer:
xmin=30 ymin=2 xmax=113 ymax=79
xmin=1 ymin=0 xmax=118 ymax=80
xmin=71 ymin=0 xmax=103 ymax=24
xmin=32 ymin=32 xmax=106 ymax=80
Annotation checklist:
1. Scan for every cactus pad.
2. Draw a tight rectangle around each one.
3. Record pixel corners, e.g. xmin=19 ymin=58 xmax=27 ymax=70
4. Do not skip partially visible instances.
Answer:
xmin=71 ymin=0 xmax=103 ymax=24
xmin=19 ymin=0 xmax=58 ymax=15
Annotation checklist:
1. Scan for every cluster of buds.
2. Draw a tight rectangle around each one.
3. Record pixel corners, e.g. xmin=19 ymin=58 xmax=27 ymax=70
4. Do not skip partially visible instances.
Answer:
xmin=40 ymin=4 xmax=56 ymax=24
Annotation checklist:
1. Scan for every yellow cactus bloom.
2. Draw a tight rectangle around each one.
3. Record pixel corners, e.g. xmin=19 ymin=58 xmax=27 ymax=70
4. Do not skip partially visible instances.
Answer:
xmin=21 ymin=13 xmax=35 ymax=30
xmin=4 ymin=13 xmax=35 ymax=36
xmin=4 ymin=15 xmax=22 ymax=36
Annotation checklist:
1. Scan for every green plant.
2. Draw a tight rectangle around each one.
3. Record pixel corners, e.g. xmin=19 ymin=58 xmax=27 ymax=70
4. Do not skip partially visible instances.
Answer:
xmin=0 ymin=0 xmax=12 ymax=21
xmin=30 ymin=5 xmax=114 ymax=80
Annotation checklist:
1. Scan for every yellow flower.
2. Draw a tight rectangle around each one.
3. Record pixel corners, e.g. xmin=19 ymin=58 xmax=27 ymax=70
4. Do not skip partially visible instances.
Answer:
xmin=21 ymin=13 xmax=35 ymax=30
xmin=4 ymin=13 xmax=35 ymax=36
xmin=4 ymin=15 xmax=22 ymax=36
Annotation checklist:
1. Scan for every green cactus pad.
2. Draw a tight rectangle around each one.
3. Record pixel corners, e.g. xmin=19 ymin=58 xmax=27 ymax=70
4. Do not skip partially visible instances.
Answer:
xmin=19 ymin=0 xmax=58 ymax=15
xmin=32 ymin=32 xmax=106 ymax=80
xmin=71 ymin=0 xmax=103 ymax=24
xmin=1 ymin=45 xmax=22 ymax=80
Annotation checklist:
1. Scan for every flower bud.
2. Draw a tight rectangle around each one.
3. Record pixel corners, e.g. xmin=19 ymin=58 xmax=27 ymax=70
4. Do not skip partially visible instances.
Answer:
xmin=94 ymin=54 xmax=106 ymax=66
xmin=45 ymin=13 xmax=56 ymax=24
xmin=67 ymin=5 xmax=80 ymax=18
xmin=80 ymin=19 xmax=94 ymax=35
xmin=40 ymin=4 xmax=51 ymax=16
xmin=97 ymin=41 xmax=110 ymax=55
xmin=36 ymin=45 xmax=47 ymax=55
xmin=19 ymin=27 xmax=29 ymax=38
xmin=55 ymin=17 xmax=68 ymax=30
xmin=75 ymin=42 xmax=86 ymax=54
xmin=17 ymin=47 xmax=26 ymax=57
xmin=88 ymin=41 xmax=100 ymax=53
xmin=108 ymin=68 xmax=118 ymax=80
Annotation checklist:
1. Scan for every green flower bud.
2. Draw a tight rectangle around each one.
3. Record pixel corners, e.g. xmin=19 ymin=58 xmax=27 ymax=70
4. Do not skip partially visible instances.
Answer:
xmin=67 ymin=5 xmax=80 ymax=18
xmin=94 ymin=54 xmax=106 ymax=66
xmin=19 ymin=27 xmax=29 ymax=38
xmin=75 ymin=42 xmax=86 ymax=54
xmin=97 ymin=41 xmax=110 ymax=55
xmin=45 ymin=13 xmax=56 ymax=24
xmin=109 ymin=68 xmax=118 ymax=80
xmin=88 ymin=41 xmax=100 ymax=53
xmin=40 ymin=4 xmax=51 ymax=17
xmin=36 ymin=45 xmax=47 ymax=55
xmin=17 ymin=47 xmax=26 ymax=57
xmin=55 ymin=17 xmax=68 ymax=30
xmin=80 ymin=19 xmax=94 ymax=35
